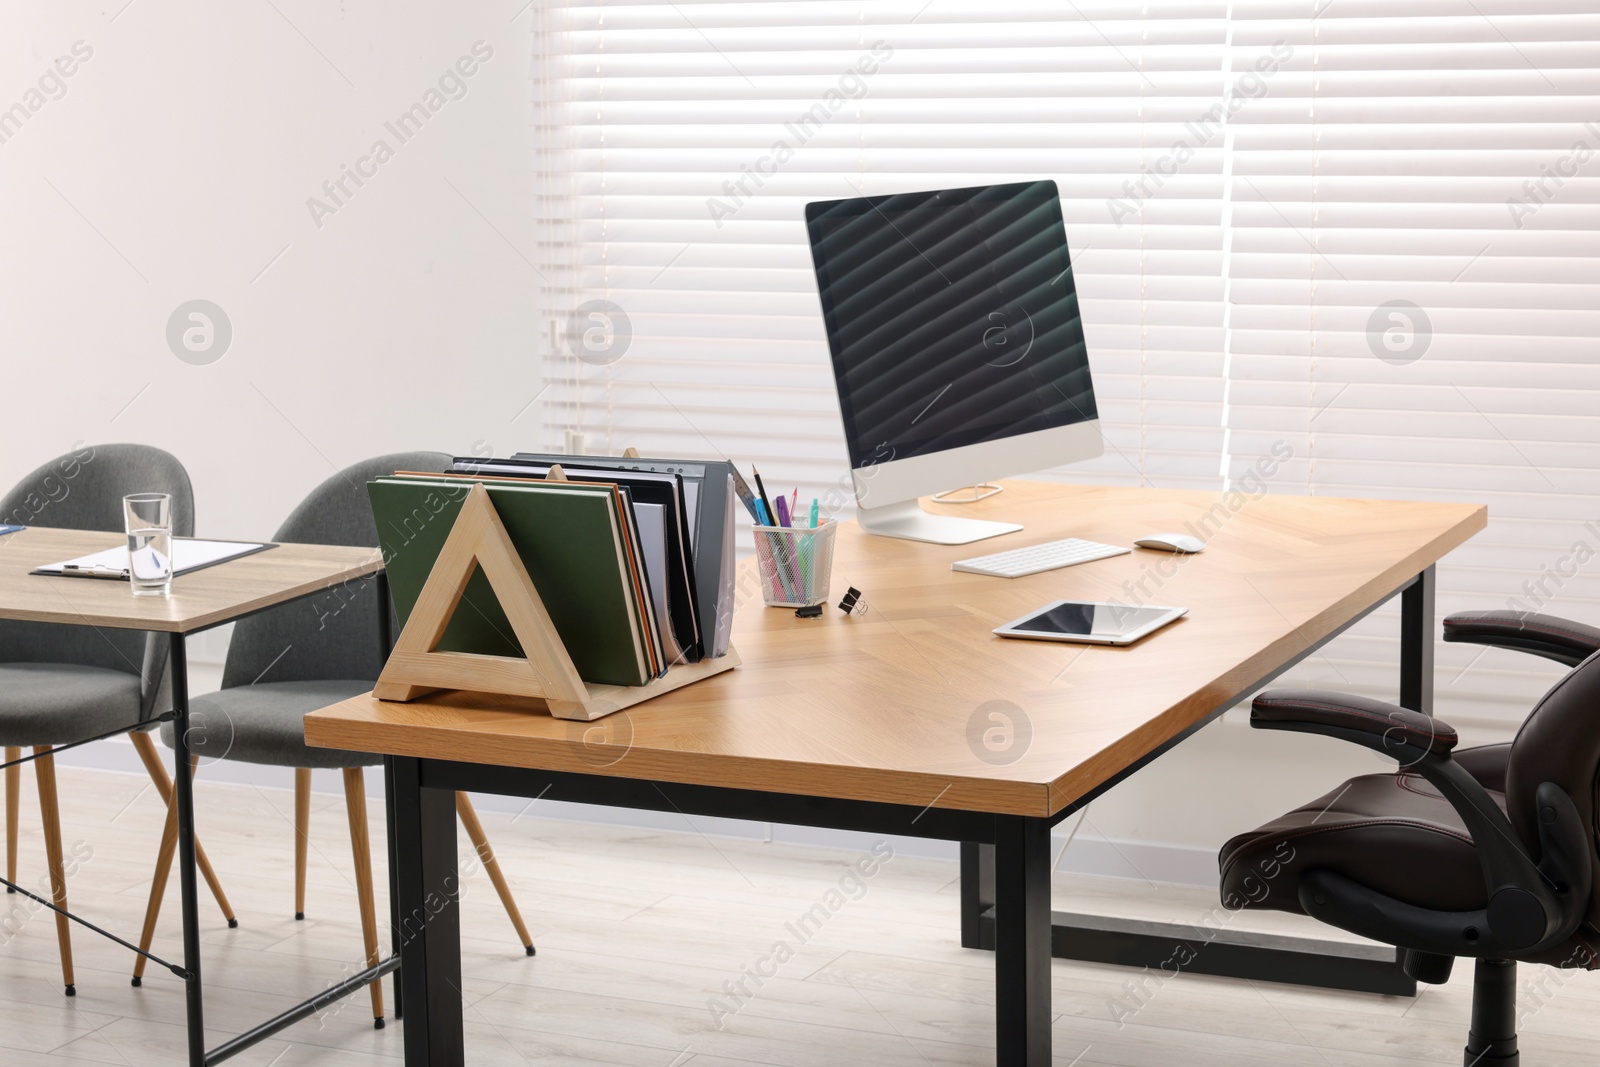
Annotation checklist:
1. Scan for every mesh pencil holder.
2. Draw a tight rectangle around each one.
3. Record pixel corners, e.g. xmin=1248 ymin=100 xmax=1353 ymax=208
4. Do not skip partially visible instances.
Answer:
xmin=752 ymin=521 xmax=837 ymax=608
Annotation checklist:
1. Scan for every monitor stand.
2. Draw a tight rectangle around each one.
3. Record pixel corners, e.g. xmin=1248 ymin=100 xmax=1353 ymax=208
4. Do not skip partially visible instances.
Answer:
xmin=856 ymin=500 xmax=1022 ymax=545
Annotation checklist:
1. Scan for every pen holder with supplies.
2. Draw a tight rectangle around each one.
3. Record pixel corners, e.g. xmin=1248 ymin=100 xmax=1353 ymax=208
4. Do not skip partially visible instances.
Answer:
xmin=753 ymin=521 xmax=836 ymax=608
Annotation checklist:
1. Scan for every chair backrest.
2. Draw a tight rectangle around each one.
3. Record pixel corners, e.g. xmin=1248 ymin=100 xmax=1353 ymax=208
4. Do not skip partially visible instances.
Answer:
xmin=220 ymin=452 xmax=450 ymax=689
xmin=0 ymin=444 xmax=194 ymax=678
xmin=1505 ymin=649 xmax=1600 ymax=934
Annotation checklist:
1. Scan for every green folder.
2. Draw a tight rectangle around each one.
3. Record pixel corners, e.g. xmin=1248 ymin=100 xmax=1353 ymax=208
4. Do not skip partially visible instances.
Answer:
xmin=368 ymin=477 xmax=650 ymax=688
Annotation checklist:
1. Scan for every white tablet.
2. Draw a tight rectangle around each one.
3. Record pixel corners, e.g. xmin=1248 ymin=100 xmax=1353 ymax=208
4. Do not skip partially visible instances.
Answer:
xmin=994 ymin=600 xmax=1187 ymax=646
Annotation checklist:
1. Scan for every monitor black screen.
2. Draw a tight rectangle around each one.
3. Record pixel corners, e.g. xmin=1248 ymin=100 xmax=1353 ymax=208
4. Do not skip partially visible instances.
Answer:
xmin=806 ymin=180 xmax=1097 ymax=470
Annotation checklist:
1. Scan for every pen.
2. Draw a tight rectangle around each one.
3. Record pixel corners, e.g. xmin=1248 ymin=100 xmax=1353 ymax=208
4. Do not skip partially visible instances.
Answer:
xmin=752 ymin=467 xmax=776 ymax=530
xmin=791 ymin=488 xmax=799 ymax=518
xmin=809 ymin=498 xmax=819 ymax=528
xmin=774 ymin=495 xmax=792 ymax=528
xmin=62 ymin=564 xmax=129 ymax=577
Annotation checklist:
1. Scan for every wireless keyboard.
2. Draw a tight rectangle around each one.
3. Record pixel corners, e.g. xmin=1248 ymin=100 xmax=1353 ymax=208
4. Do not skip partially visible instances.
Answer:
xmin=951 ymin=538 xmax=1131 ymax=579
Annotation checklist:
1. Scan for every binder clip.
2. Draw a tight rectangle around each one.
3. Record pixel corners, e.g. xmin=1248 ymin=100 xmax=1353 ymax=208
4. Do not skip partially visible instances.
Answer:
xmin=794 ymin=604 xmax=824 ymax=619
xmin=838 ymin=587 xmax=865 ymax=615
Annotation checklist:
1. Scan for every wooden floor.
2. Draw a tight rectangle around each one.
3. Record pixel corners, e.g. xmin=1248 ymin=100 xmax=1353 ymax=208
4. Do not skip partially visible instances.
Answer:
xmin=1 ymin=766 xmax=1596 ymax=1066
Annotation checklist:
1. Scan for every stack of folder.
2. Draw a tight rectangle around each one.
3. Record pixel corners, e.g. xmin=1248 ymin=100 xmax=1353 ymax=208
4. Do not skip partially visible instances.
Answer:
xmin=368 ymin=451 xmax=740 ymax=691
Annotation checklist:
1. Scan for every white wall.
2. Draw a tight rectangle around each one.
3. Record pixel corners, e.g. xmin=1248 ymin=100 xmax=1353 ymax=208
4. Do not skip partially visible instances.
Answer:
xmin=4 ymin=2 xmax=1533 ymax=888
xmin=0 ymin=1 xmax=549 ymax=540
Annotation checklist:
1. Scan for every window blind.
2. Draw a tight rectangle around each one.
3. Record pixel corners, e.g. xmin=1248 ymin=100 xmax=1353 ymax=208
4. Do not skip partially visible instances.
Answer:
xmin=533 ymin=1 xmax=1600 ymax=726
xmin=533 ymin=0 xmax=1237 ymax=495
xmin=1217 ymin=1 xmax=1600 ymax=720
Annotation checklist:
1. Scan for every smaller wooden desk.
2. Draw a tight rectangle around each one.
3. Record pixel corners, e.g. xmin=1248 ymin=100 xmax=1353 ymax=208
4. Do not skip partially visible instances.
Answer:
xmin=0 ymin=527 xmax=383 ymax=1067
xmin=0 ymin=528 xmax=378 ymax=632
xmin=308 ymin=481 xmax=1487 ymax=1066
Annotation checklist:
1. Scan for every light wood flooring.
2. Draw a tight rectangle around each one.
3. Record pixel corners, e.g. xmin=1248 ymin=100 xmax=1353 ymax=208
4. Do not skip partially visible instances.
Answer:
xmin=0 ymin=765 xmax=1596 ymax=1066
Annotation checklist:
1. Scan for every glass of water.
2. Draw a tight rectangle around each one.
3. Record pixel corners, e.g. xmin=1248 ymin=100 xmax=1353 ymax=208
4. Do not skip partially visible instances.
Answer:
xmin=124 ymin=493 xmax=173 ymax=597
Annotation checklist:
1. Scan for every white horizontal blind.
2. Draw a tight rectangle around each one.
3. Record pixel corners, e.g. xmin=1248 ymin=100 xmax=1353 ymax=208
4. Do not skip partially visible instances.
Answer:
xmin=533 ymin=1 xmax=1239 ymax=503
xmin=1219 ymin=0 xmax=1600 ymax=721
xmin=534 ymin=1 xmax=1600 ymax=725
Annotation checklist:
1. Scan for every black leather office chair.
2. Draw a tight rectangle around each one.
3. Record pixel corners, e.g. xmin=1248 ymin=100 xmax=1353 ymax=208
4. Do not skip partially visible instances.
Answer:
xmin=1219 ymin=610 xmax=1600 ymax=1066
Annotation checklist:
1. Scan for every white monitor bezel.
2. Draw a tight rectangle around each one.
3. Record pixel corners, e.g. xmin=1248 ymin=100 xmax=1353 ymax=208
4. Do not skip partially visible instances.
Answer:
xmin=851 ymin=418 xmax=1104 ymax=511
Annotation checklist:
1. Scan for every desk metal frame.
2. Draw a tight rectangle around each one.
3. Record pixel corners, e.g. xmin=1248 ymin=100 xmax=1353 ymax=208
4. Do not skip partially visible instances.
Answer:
xmin=386 ymin=566 xmax=1436 ymax=1066
xmin=0 ymin=573 xmax=402 ymax=1067
xmin=165 ymin=577 xmax=406 ymax=1065
xmin=960 ymin=565 xmax=1433 ymax=997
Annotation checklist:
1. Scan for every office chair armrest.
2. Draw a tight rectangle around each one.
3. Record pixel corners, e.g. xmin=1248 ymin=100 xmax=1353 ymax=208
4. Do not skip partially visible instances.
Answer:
xmin=1251 ymin=689 xmax=1457 ymax=755
xmin=1443 ymin=610 xmax=1600 ymax=668
xmin=1252 ymin=690 xmax=1592 ymax=957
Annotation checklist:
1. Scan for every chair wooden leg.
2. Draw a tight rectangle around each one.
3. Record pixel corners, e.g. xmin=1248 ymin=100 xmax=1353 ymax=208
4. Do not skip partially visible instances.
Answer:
xmin=5 ymin=746 xmax=18 ymax=893
xmin=130 ymin=731 xmax=235 ymax=927
xmin=131 ymin=770 xmax=181 ymax=985
xmin=456 ymin=792 xmax=535 ymax=955
xmin=33 ymin=747 xmax=75 ymax=996
xmin=342 ymin=767 xmax=385 ymax=1028
xmin=295 ymin=768 xmax=311 ymax=920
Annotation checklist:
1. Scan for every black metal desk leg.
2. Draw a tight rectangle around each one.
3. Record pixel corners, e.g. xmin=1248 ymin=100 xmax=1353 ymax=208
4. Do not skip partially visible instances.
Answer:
xmin=961 ymin=842 xmax=996 ymax=950
xmin=393 ymin=758 xmax=464 ymax=1067
xmin=993 ymin=816 xmax=1051 ymax=1066
xmin=378 ymin=574 xmax=403 ymax=1021
xmin=385 ymin=756 xmax=403 ymax=1021
xmin=169 ymin=634 xmax=206 ymax=1067
xmin=1400 ymin=565 xmax=1436 ymax=714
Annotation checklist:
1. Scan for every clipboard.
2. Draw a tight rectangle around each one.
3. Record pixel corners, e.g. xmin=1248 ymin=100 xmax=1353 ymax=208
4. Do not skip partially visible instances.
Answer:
xmin=32 ymin=538 xmax=277 ymax=581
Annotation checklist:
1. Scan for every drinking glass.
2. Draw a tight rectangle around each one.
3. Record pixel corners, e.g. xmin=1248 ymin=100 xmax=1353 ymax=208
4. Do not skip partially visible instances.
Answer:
xmin=124 ymin=493 xmax=173 ymax=597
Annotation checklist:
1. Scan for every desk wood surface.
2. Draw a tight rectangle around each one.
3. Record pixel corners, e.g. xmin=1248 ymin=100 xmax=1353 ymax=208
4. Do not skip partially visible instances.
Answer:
xmin=0 ymin=528 xmax=382 ymax=633
xmin=306 ymin=482 xmax=1485 ymax=818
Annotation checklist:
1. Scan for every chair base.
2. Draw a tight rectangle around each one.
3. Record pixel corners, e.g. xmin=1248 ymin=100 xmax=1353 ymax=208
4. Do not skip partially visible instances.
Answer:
xmin=64 ymin=984 xmax=75 ymax=997
xmin=1400 ymin=947 xmax=1455 ymax=985
xmin=1464 ymin=958 xmax=1519 ymax=1067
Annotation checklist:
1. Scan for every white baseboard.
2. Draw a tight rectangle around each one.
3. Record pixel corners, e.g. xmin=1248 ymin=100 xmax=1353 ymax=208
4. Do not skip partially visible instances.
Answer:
xmin=50 ymin=737 xmax=1223 ymax=887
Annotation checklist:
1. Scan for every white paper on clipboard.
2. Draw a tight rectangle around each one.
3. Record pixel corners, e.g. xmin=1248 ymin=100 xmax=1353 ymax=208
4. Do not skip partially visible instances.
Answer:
xmin=33 ymin=539 xmax=273 ymax=580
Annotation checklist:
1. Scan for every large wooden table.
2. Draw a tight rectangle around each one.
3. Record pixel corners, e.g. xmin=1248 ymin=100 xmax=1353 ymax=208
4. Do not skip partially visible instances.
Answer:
xmin=307 ymin=481 xmax=1486 ymax=1066
xmin=0 ymin=527 xmax=385 ymax=1067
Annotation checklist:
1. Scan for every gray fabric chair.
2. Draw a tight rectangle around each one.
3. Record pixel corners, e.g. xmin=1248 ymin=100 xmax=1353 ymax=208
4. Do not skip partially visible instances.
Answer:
xmin=0 ymin=443 xmax=233 ymax=996
xmin=144 ymin=453 xmax=533 ymax=1026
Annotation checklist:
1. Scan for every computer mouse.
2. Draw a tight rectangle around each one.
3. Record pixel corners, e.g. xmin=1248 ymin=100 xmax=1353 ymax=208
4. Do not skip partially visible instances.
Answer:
xmin=1134 ymin=533 xmax=1206 ymax=554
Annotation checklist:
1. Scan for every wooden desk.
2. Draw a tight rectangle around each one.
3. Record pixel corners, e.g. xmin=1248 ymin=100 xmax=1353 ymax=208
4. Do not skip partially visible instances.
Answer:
xmin=0 ymin=527 xmax=385 ymax=1067
xmin=307 ymin=481 xmax=1486 ymax=1066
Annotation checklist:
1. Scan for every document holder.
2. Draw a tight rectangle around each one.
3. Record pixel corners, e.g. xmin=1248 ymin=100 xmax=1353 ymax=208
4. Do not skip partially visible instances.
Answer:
xmin=372 ymin=483 xmax=738 ymax=721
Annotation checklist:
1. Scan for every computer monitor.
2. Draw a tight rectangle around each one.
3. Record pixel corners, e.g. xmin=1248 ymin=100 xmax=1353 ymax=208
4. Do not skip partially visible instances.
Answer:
xmin=805 ymin=180 xmax=1103 ymax=545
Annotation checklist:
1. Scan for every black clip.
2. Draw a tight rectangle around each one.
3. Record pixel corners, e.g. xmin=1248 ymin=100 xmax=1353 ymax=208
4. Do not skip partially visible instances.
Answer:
xmin=838 ymin=587 xmax=863 ymax=615
xmin=794 ymin=604 xmax=824 ymax=619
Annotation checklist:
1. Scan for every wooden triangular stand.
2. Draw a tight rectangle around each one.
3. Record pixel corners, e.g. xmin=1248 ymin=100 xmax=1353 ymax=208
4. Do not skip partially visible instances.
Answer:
xmin=372 ymin=483 xmax=738 ymax=721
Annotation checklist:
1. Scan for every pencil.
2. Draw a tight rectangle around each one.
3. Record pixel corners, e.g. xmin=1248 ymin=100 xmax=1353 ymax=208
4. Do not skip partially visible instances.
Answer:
xmin=752 ymin=468 xmax=777 ymax=531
